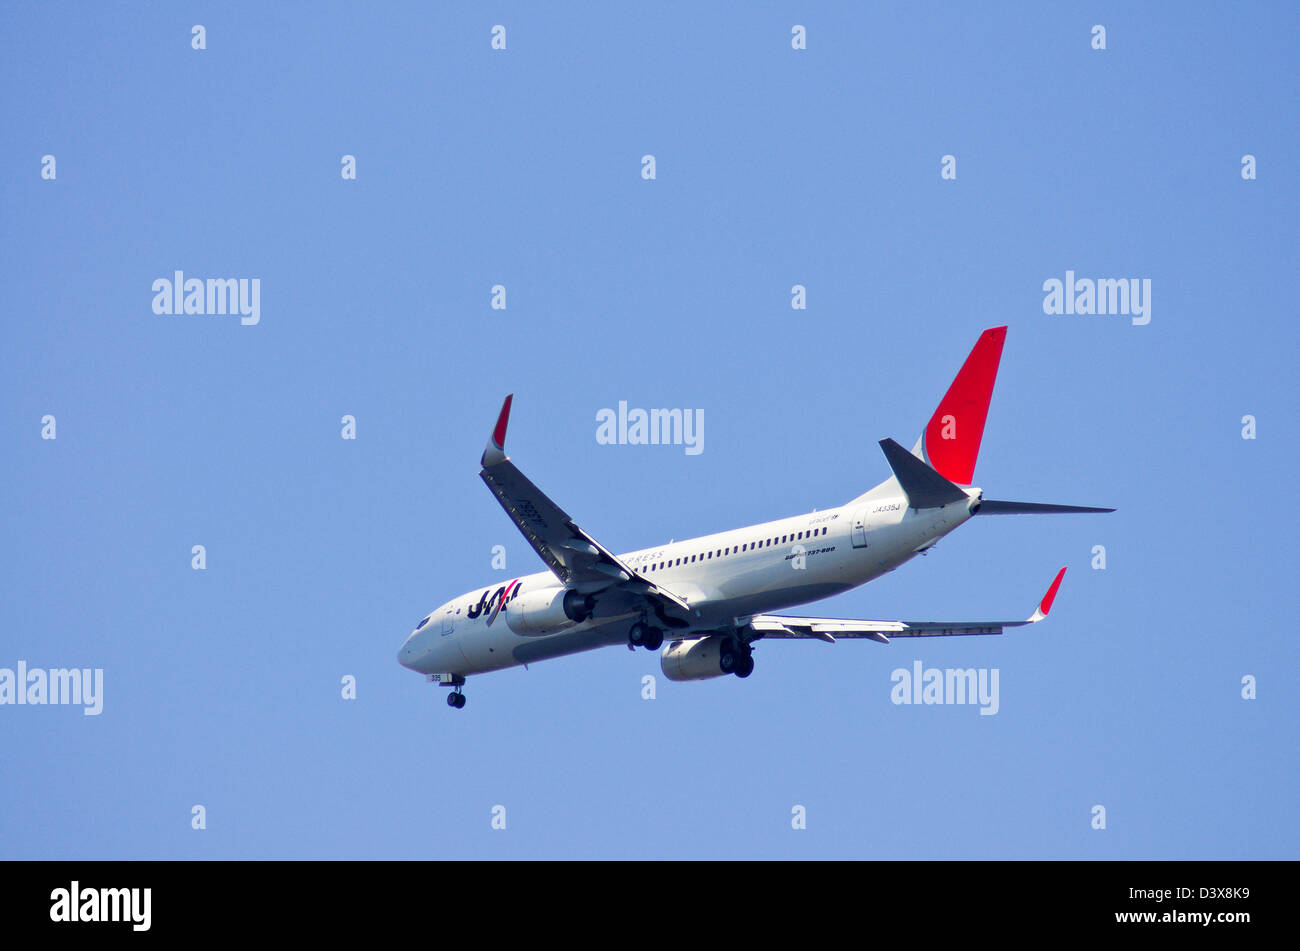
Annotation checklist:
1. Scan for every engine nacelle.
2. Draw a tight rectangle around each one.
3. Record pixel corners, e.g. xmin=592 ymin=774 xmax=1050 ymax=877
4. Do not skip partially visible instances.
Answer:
xmin=562 ymin=588 xmax=596 ymax=622
xmin=504 ymin=587 xmax=577 ymax=636
xmin=660 ymin=636 xmax=729 ymax=682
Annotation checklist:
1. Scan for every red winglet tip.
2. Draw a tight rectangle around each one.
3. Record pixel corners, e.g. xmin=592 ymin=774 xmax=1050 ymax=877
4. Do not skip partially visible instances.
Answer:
xmin=1039 ymin=567 xmax=1066 ymax=617
xmin=492 ymin=394 xmax=513 ymax=449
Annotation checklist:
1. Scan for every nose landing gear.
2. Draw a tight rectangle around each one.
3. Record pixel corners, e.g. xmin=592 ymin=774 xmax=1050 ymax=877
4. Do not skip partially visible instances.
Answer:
xmin=436 ymin=674 xmax=467 ymax=709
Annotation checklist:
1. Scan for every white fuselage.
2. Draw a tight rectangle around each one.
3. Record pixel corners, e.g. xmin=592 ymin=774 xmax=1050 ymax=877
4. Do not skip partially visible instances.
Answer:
xmin=397 ymin=488 xmax=980 ymax=678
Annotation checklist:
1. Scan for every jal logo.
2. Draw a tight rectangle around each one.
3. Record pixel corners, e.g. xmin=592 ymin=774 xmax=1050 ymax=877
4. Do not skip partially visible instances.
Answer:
xmin=467 ymin=580 xmax=522 ymax=621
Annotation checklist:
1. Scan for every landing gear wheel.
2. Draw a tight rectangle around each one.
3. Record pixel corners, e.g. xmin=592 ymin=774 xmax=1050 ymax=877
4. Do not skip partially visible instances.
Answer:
xmin=735 ymin=653 xmax=755 ymax=679
xmin=447 ymin=691 xmax=466 ymax=709
xmin=628 ymin=622 xmax=647 ymax=648
xmin=719 ymin=645 xmax=738 ymax=675
xmin=643 ymin=627 xmax=664 ymax=651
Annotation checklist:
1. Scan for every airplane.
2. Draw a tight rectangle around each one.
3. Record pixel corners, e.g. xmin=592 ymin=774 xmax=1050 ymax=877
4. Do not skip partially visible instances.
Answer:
xmin=398 ymin=326 xmax=1113 ymax=708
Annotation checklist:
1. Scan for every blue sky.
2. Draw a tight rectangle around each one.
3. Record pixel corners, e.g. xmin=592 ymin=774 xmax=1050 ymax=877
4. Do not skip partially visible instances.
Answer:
xmin=2 ymin=2 xmax=1296 ymax=859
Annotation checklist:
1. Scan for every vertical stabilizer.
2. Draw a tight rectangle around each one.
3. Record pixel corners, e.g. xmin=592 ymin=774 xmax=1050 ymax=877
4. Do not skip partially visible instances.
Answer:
xmin=918 ymin=326 xmax=1006 ymax=485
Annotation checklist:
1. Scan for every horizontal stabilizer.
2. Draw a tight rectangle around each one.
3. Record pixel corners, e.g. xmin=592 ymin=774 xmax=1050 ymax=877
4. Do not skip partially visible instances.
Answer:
xmin=879 ymin=438 xmax=968 ymax=509
xmin=977 ymin=500 xmax=1115 ymax=515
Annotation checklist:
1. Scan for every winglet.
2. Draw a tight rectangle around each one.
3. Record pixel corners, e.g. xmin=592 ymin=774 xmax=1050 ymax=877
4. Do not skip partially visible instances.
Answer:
xmin=1027 ymin=567 xmax=1067 ymax=623
xmin=481 ymin=394 xmax=513 ymax=467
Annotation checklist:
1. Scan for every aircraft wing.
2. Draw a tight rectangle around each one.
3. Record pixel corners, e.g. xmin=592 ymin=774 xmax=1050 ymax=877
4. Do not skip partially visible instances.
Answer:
xmin=477 ymin=395 xmax=694 ymax=620
xmin=749 ymin=568 xmax=1066 ymax=643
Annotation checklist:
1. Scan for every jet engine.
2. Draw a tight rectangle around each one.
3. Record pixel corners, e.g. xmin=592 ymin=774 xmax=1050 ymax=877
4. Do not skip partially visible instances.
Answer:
xmin=562 ymin=588 xmax=596 ymax=622
xmin=504 ymin=587 xmax=577 ymax=636
xmin=660 ymin=635 xmax=729 ymax=682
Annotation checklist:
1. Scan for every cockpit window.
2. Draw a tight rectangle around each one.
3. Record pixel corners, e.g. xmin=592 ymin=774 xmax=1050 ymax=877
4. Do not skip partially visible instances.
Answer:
xmin=415 ymin=615 xmax=431 ymax=630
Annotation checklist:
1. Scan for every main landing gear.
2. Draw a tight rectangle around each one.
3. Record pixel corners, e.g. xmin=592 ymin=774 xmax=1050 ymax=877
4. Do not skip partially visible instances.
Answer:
xmin=719 ymin=640 xmax=755 ymax=679
xmin=627 ymin=621 xmax=664 ymax=652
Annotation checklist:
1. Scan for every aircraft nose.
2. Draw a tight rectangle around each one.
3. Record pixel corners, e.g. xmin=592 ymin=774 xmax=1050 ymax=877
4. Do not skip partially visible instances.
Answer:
xmin=397 ymin=639 xmax=415 ymax=669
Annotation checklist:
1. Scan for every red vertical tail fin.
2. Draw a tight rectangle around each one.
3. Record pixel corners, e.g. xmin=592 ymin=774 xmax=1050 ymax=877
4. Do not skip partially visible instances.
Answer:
xmin=918 ymin=327 xmax=1007 ymax=485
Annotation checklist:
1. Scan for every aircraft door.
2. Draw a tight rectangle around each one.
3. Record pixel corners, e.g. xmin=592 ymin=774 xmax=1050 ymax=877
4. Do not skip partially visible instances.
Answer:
xmin=851 ymin=508 xmax=870 ymax=548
